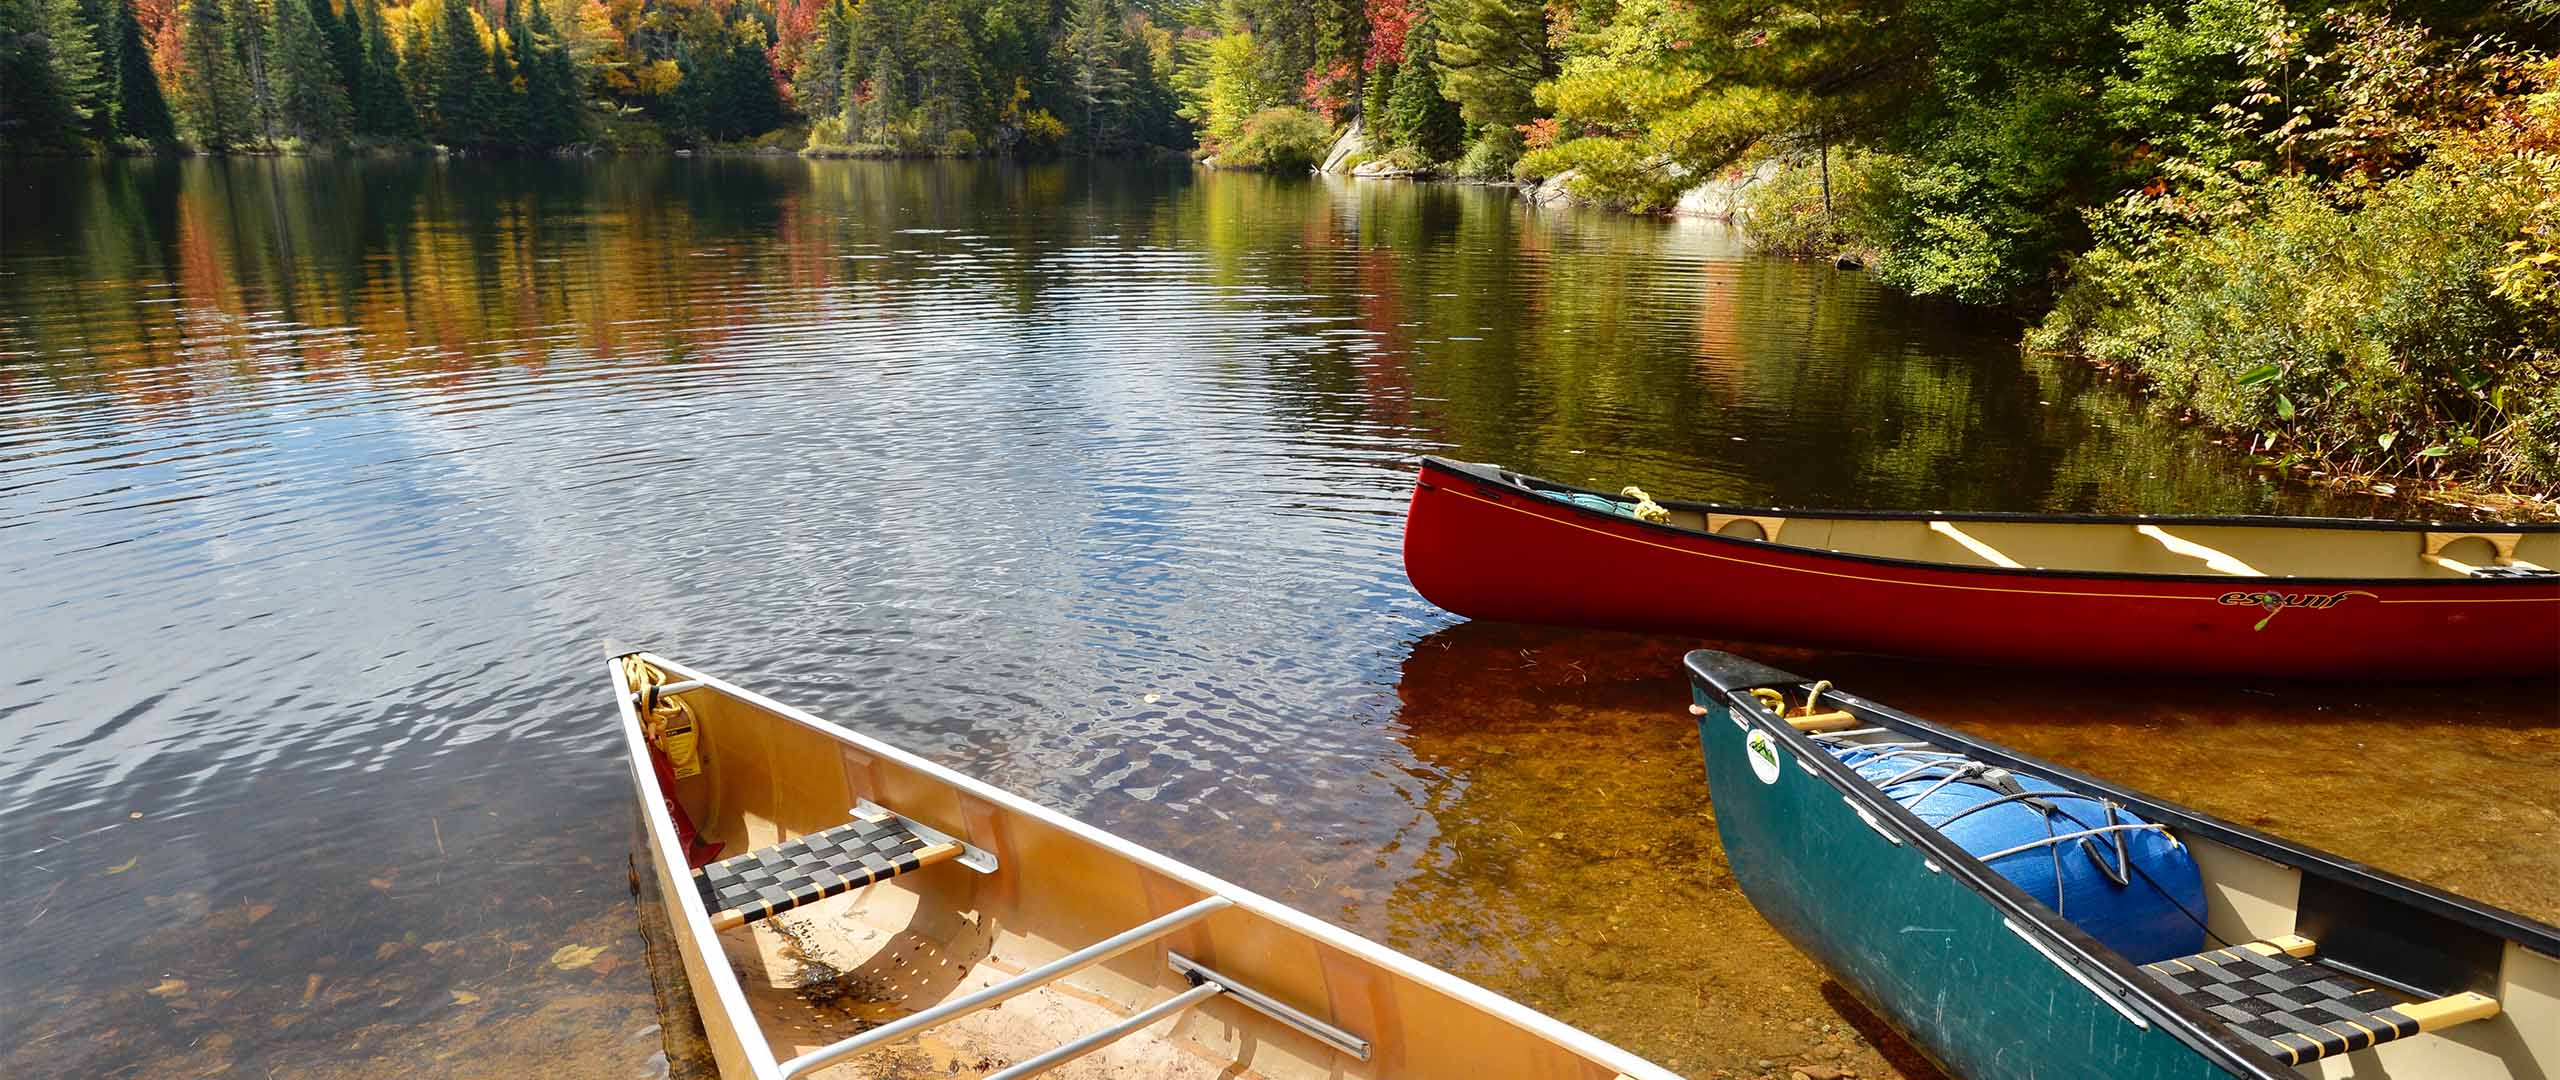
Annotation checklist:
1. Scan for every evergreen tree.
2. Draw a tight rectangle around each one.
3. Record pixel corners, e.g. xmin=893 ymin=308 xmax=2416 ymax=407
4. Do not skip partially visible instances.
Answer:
xmin=112 ymin=0 xmax=177 ymax=142
xmin=354 ymin=0 xmax=418 ymax=137
xmin=518 ymin=0 xmax=579 ymax=145
xmin=842 ymin=0 xmax=907 ymax=142
xmin=1054 ymin=0 xmax=1127 ymax=150
xmin=394 ymin=0 xmax=431 ymax=108
xmin=73 ymin=0 xmax=119 ymax=139
xmin=1361 ymin=56 xmax=1395 ymax=132
xmin=311 ymin=0 xmax=359 ymax=97
xmin=907 ymin=0 xmax=976 ymax=142
xmin=1433 ymin=0 xmax=1547 ymax=127
xmin=794 ymin=0 xmax=851 ymax=122
xmin=272 ymin=0 xmax=352 ymax=141
xmin=1312 ymin=0 xmax=1363 ymax=99
xmin=485 ymin=8 xmax=527 ymax=146
xmin=429 ymin=0 xmax=496 ymax=147
xmin=0 ymin=0 xmax=108 ymax=149
xmin=1231 ymin=0 xmax=1313 ymax=100
xmin=224 ymin=0 xmax=279 ymax=143
xmin=176 ymin=0 xmax=257 ymax=148
xmin=673 ymin=11 xmax=782 ymax=142
xmin=1385 ymin=12 xmax=1459 ymax=159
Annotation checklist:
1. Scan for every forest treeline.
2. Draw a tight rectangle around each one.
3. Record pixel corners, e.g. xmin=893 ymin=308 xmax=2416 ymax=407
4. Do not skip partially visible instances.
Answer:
xmin=3 ymin=0 xmax=2555 ymax=490
xmin=0 ymin=0 xmax=1196 ymax=154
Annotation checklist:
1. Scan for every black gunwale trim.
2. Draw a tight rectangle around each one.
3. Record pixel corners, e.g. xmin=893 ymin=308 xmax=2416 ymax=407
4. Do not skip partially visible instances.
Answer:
xmin=1422 ymin=456 xmax=2560 ymax=589
xmin=1684 ymin=650 xmax=2560 ymax=1079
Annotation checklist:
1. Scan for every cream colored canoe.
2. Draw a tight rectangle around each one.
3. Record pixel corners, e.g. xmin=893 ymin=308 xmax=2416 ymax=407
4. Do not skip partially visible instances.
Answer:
xmin=611 ymin=651 xmax=1682 ymax=1080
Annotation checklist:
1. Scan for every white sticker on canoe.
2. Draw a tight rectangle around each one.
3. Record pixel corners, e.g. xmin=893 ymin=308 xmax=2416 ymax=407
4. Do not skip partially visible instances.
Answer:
xmin=1745 ymin=728 xmax=1783 ymax=785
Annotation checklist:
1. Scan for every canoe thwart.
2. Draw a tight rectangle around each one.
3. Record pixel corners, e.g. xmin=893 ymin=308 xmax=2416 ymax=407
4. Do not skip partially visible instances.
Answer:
xmin=2141 ymin=939 xmax=2502 ymax=1066
xmin=1170 ymin=951 xmax=1374 ymax=1060
xmin=852 ymin=797 xmax=1000 ymax=874
xmin=693 ymin=808 xmax=973 ymax=933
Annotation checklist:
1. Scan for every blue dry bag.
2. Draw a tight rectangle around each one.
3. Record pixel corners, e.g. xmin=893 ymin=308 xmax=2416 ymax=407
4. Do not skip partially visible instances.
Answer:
xmin=1830 ymin=744 xmax=2207 ymax=965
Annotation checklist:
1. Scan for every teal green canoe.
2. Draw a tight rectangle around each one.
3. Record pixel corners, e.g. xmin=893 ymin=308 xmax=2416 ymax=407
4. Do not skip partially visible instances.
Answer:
xmin=1686 ymin=650 xmax=2560 ymax=1080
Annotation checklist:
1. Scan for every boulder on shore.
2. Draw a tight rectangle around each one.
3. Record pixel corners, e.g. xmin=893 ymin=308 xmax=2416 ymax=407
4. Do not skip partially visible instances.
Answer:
xmin=1318 ymin=117 xmax=1364 ymax=174
xmin=1523 ymin=168 xmax=1581 ymax=206
xmin=1673 ymin=158 xmax=1783 ymax=223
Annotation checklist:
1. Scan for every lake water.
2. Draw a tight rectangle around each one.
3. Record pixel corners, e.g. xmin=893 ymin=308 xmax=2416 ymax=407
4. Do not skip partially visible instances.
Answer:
xmin=3 ymin=157 xmax=2553 ymax=1080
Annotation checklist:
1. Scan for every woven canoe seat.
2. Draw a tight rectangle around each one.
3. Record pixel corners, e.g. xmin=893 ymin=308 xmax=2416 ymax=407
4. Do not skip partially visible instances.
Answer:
xmin=693 ymin=812 xmax=963 ymax=931
xmin=2143 ymin=936 xmax=2500 ymax=1066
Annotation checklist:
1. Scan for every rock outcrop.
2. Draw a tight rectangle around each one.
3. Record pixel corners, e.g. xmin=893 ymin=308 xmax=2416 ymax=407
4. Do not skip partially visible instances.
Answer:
xmin=1672 ymin=158 xmax=1784 ymax=223
xmin=1317 ymin=117 xmax=1364 ymax=174
xmin=1523 ymin=168 xmax=1581 ymax=206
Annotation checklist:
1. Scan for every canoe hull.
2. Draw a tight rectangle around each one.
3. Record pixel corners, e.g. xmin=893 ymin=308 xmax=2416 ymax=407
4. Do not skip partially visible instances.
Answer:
xmin=1694 ymin=693 xmax=2238 ymax=1079
xmin=1405 ymin=460 xmax=2560 ymax=677
xmin=614 ymin=652 xmax=1684 ymax=1080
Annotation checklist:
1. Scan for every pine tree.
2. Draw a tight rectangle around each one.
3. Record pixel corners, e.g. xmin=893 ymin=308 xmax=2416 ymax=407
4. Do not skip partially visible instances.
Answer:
xmin=673 ymin=10 xmax=781 ymax=142
xmin=224 ymin=0 xmax=279 ymax=143
xmin=841 ymin=0 xmax=907 ymax=142
xmin=1361 ymin=56 xmax=1395 ymax=133
xmin=1312 ymin=0 xmax=1363 ymax=99
xmin=485 ymin=8 xmax=526 ymax=146
xmin=311 ymin=0 xmax=359 ymax=98
xmin=907 ymin=0 xmax=976 ymax=143
xmin=1232 ymin=0 xmax=1313 ymax=100
xmin=517 ymin=0 xmax=578 ymax=145
xmin=1053 ymin=0 xmax=1126 ymax=151
xmin=175 ymin=0 xmax=256 ymax=148
xmin=395 ymin=1 xmax=431 ymax=108
xmin=354 ymin=0 xmax=418 ymax=137
xmin=272 ymin=0 xmax=351 ymax=141
xmin=112 ymin=0 xmax=177 ymax=142
xmin=1433 ymin=0 xmax=1547 ymax=128
xmin=73 ymin=0 xmax=119 ymax=139
xmin=0 ymin=0 xmax=103 ymax=149
xmin=862 ymin=49 xmax=905 ymax=144
xmin=794 ymin=0 xmax=850 ymax=122
xmin=1385 ymin=12 xmax=1459 ymax=159
xmin=429 ymin=0 xmax=495 ymax=147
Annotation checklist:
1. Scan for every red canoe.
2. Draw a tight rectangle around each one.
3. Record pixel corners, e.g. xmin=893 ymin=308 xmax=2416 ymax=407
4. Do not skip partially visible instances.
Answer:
xmin=1403 ymin=457 xmax=2560 ymax=678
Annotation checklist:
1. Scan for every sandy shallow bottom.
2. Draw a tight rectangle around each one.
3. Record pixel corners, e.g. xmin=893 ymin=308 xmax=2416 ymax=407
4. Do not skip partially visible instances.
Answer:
xmin=11 ymin=627 xmax=2552 ymax=1080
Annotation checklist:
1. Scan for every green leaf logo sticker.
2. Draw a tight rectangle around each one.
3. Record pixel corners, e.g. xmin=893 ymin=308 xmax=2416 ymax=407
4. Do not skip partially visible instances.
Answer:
xmin=1745 ymin=728 xmax=1783 ymax=785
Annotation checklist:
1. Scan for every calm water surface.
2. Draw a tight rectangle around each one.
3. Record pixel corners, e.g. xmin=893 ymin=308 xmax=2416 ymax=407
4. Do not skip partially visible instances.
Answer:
xmin=3 ymin=158 xmax=2553 ymax=1080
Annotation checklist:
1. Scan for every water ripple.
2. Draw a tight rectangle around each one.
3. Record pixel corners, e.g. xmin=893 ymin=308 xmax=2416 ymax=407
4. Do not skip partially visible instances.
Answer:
xmin=4 ymin=157 xmax=2534 ymax=1079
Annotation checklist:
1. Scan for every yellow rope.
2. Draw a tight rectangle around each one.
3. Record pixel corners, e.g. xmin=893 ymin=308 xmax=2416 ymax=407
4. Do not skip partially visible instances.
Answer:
xmin=625 ymin=656 xmax=705 ymax=779
xmin=1749 ymin=687 xmax=1788 ymax=716
xmin=1619 ymin=485 xmax=1673 ymax=524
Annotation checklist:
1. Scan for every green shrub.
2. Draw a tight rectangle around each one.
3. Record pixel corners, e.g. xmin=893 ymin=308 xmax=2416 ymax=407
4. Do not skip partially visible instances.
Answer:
xmin=1219 ymin=107 xmax=1331 ymax=172
xmin=1453 ymin=126 xmax=1521 ymax=181
xmin=1740 ymin=150 xmax=1883 ymax=258
xmin=807 ymin=115 xmax=851 ymax=149
xmin=1361 ymin=145 xmax=1434 ymax=173
xmin=2031 ymin=141 xmax=2560 ymax=491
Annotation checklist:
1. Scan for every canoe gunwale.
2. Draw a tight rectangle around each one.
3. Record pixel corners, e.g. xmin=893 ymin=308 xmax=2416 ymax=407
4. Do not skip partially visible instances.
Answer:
xmin=1685 ymin=649 xmax=2560 ymax=1080
xmin=613 ymin=650 xmax=1688 ymax=1080
xmin=1421 ymin=456 xmax=2560 ymax=589
xmin=612 ymin=654 xmax=789 ymax=1079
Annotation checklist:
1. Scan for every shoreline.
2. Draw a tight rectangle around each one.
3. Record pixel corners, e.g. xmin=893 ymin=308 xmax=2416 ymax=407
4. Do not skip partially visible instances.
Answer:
xmin=1311 ymin=163 xmax=2558 ymax=521
xmin=13 ymin=146 xmax=2541 ymax=520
